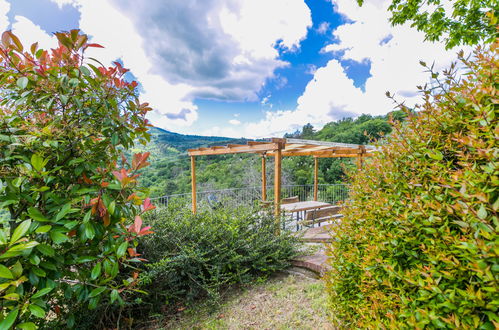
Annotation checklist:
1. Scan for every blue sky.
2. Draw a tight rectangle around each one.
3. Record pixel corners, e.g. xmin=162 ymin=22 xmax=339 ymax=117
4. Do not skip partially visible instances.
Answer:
xmin=0 ymin=0 xmax=460 ymax=138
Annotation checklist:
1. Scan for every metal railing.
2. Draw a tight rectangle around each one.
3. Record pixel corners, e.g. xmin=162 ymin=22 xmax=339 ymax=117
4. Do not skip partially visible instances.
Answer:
xmin=152 ymin=184 xmax=349 ymax=209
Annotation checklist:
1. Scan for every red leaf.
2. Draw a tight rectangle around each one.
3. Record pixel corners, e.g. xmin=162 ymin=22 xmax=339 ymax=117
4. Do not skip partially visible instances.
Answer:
xmin=133 ymin=215 xmax=142 ymax=233
xmin=86 ymin=43 xmax=104 ymax=48
xmin=82 ymin=173 xmax=93 ymax=184
xmin=142 ymin=198 xmax=156 ymax=212
xmin=132 ymin=152 xmax=150 ymax=171
xmin=103 ymin=213 xmax=110 ymax=227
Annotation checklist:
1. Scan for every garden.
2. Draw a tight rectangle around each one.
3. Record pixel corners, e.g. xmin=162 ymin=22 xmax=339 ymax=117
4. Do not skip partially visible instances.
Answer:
xmin=0 ymin=2 xmax=497 ymax=329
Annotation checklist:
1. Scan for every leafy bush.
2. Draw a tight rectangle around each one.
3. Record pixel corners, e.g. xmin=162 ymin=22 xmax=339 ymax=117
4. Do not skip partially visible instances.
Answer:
xmin=140 ymin=202 xmax=300 ymax=305
xmin=0 ymin=30 xmax=154 ymax=328
xmin=326 ymin=42 xmax=498 ymax=328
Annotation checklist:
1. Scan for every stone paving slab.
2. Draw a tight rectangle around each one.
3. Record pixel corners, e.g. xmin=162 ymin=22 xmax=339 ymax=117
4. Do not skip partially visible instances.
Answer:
xmin=291 ymin=224 xmax=335 ymax=275
xmin=299 ymin=224 xmax=335 ymax=243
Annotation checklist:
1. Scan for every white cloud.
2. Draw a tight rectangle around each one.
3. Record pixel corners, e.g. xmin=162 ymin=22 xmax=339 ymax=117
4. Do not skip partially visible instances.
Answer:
xmin=74 ymin=0 xmax=199 ymax=130
xmin=229 ymin=119 xmax=241 ymax=125
xmin=231 ymin=0 xmax=470 ymax=138
xmin=317 ymin=22 xmax=330 ymax=34
xmin=11 ymin=16 xmax=58 ymax=50
xmin=0 ymin=0 xmax=9 ymax=32
xmin=50 ymin=0 xmax=77 ymax=9
xmin=70 ymin=0 xmax=310 ymax=133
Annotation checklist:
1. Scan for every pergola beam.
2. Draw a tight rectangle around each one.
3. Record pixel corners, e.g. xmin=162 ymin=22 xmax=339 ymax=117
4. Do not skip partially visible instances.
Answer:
xmin=286 ymin=138 xmax=377 ymax=150
xmin=188 ymin=142 xmax=279 ymax=156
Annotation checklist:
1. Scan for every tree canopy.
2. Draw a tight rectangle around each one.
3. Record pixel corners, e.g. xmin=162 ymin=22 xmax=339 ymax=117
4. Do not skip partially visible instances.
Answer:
xmin=357 ymin=0 xmax=498 ymax=48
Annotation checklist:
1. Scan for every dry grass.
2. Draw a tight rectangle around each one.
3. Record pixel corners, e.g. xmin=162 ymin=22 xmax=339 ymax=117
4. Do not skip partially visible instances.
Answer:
xmin=152 ymin=272 xmax=333 ymax=330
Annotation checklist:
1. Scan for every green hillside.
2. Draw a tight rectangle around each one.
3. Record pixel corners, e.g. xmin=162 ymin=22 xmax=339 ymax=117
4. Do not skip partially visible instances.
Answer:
xmin=138 ymin=112 xmax=404 ymax=197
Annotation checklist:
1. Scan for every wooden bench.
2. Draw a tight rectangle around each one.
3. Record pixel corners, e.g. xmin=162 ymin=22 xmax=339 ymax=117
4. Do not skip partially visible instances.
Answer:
xmin=259 ymin=200 xmax=273 ymax=208
xmin=300 ymin=205 xmax=343 ymax=227
xmin=282 ymin=196 xmax=299 ymax=204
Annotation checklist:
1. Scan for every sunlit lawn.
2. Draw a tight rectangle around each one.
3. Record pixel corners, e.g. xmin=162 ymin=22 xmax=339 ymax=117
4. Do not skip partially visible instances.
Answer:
xmin=150 ymin=272 xmax=333 ymax=329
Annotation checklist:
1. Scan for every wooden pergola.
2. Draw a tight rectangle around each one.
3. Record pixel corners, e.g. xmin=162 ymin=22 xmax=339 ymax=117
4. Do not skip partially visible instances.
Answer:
xmin=187 ymin=138 xmax=377 ymax=217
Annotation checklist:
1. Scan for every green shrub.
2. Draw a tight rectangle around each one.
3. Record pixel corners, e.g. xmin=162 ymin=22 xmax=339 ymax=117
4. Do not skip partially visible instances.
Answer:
xmin=326 ymin=42 xmax=498 ymax=328
xmin=0 ymin=30 xmax=153 ymax=328
xmin=140 ymin=202 xmax=300 ymax=305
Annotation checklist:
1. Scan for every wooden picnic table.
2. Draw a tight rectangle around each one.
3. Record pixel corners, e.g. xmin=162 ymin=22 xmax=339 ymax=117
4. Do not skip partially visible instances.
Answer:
xmin=280 ymin=201 xmax=332 ymax=213
xmin=280 ymin=201 xmax=332 ymax=231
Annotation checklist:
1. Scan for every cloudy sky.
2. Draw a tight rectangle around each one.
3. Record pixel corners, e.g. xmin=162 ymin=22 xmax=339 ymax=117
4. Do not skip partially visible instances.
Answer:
xmin=0 ymin=0 xmax=464 ymax=138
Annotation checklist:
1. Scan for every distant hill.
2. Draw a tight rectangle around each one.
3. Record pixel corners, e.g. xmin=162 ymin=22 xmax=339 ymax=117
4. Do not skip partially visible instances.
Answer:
xmin=130 ymin=127 xmax=247 ymax=160
xmin=136 ymin=112 xmax=404 ymax=197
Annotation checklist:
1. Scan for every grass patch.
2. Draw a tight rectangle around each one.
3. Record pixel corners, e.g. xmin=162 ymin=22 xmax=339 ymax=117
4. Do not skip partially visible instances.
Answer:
xmin=151 ymin=272 xmax=333 ymax=329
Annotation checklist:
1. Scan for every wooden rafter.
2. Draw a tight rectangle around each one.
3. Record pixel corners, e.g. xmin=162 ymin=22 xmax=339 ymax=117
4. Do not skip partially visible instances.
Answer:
xmin=188 ymin=142 xmax=279 ymax=156
xmin=187 ymin=138 xmax=376 ymax=215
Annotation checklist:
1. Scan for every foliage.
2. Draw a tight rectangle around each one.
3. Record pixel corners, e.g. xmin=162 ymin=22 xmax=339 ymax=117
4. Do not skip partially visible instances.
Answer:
xmin=326 ymin=42 xmax=498 ymax=328
xmin=356 ymin=0 xmax=498 ymax=48
xmin=140 ymin=113 xmax=398 ymax=197
xmin=139 ymin=202 xmax=300 ymax=307
xmin=0 ymin=30 xmax=154 ymax=328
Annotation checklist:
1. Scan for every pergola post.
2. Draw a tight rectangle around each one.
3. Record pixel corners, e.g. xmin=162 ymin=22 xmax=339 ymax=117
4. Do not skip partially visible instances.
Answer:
xmin=274 ymin=147 xmax=282 ymax=233
xmin=190 ymin=156 xmax=197 ymax=214
xmin=313 ymin=157 xmax=318 ymax=201
xmin=261 ymin=155 xmax=267 ymax=201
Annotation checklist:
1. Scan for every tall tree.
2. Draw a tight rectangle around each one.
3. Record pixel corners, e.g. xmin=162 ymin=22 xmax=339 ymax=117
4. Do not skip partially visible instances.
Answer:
xmin=357 ymin=0 xmax=498 ymax=48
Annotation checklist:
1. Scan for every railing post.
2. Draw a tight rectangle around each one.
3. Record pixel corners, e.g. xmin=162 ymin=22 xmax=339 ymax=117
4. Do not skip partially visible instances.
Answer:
xmin=191 ymin=156 xmax=197 ymax=214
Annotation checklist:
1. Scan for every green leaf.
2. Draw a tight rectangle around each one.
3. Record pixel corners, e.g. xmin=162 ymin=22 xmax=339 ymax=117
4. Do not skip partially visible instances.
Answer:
xmin=0 ymin=230 xmax=7 ymax=245
xmin=0 ymin=308 xmax=18 ymax=330
xmin=29 ymin=254 xmax=40 ymax=265
xmin=108 ymin=201 xmax=116 ymax=215
xmin=36 ymin=244 xmax=55 ymax=257
xmin=31 ymin=287 xmax=53 ymax=299
xmin=60 ymin=94 xmax=69 ymax=105
xmin=50 ymin=230 xmax=68 ymax=244
xmin=8 ymin=241 xmax=39 ymax=252
xmin=3 ymin=293 xmax=19 ymax=300
xmin=88 ymin=286 xmax=106 ymax=298
xmin=83 ymin=210 xmax=92 ymax=223
xmin=30 ymin=154 xmax=45 ymax=172
xmin=477 ymin=205 xmax=487 ymax=219
xmin=29 ymin=304 xmax=46 ymax=318
xmin=91 ymin=262 xmax=102 ymax=280
xmin=67 ymin=314 xmax=75 ymax=328
xmin=10 ymin=219 xmax=31 ymax=244
xmin=427 ymin=150 xmax=443 ymax=160
xmin=11 ymin=261 xmax=22 ymax=278
xmin=17 ymin=322 xmax=37 ymax=330
xmin=80 ymin=66 xmax=91 ymax=76
xmin=31 ymin=267 xmax=46 ymax=277
xmin=84 ymin=222 xmax=95 ymax=240
xmin=111 ymin=133 xmax=119 ymax=145
xmin=0 ymin=264 xmax=14 ymax=279
xmin=28 ymin=207 xmax=50 ymax=222
xmin=116 ymin=242 xmax=128 ymax=258
xmin=55 ymin=203 xmax=72 ymax=221
xmin=110 ymin=289 xmax=119 ymax=303
xmin=35 ymin=225 xmax=52 ymax=233
xmin=17 ymin=77 xmax=28 ymax=89
xmin=75 ymin=256 xmax=97 ymax=264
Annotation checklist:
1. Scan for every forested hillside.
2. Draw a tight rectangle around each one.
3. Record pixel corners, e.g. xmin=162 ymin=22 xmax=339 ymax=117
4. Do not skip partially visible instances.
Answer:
xmin=140 ymin=112 xmax=404 ymax=197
